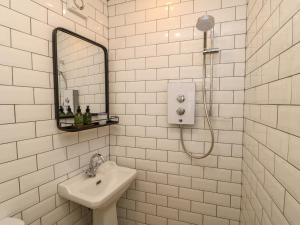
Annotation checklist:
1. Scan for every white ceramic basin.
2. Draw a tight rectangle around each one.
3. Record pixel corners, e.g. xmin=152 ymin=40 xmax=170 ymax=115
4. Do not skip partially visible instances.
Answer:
xmin=58 ymin=161 xmax=137 ymax=211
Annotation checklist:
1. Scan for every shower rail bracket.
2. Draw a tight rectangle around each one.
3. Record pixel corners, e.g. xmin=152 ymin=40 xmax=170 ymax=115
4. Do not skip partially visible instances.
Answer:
xmin=203 ymin=48 xmax=220 ymax=54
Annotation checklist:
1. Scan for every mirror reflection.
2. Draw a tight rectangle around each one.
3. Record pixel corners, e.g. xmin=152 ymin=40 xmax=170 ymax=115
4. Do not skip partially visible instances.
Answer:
xmin=56 ymin=30 xmax=106 ymax=127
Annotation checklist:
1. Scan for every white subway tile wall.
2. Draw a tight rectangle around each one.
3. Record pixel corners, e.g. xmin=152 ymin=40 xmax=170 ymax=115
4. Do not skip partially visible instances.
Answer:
xmin=108 ymin=0 xmax=246 ymax=225
xmin=0 ymin=0 xmax=109 ymax=224
xmin=1 ymin=0 xmax=299 ymax=225
xmin=241 ymin=1 xmax=300 ymax=225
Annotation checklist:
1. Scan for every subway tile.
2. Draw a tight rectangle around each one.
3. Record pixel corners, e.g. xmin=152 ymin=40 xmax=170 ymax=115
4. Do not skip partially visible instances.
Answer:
xmin=194 ymin=0 xmax=221 ymax=11
xmin=278 ymin=106 xmax=300 ymax=136
xmin=0 ymin=65 xmax=12 ymax=85
xmin=203 ymin=216 xmax=229 ymax=225
xmin=157 ymin=17 xmax=180 ymax=31
xmin=0 ymin=105 xmax=15 ymax=124
xmin=191 ymin=201 xmax=216 ymax=217
xmin=0 ymin=122 xmax=35 ymax=144
xmin=0 ymin=179 xmax=19 ymax=203
xmin=12 ymin=31 xmax=48 ymax=56
xmin=269 ymin=78 xmax=291 ymax=104
xmin=266 ymin=128 xmax=289 ymax=159
xmin=33 ymin=52 xmax=52 ymax=73
xmin=169 ymin=1 xmax=193 ymax=17
xmin=284 ymin=192 xmax=300 ymax=225
xmin=32 ymin=0 xmax=62 ymax=14
xmin=48 ymin=10 xmax=75 ymax=31
xmin=54 ymin=158 xmax=79 ymax=178
xmin=13 ymin=68 xmax=50 ymax=88
xmin=67 ymin=142 xmax=89 ymax=158
xmin=15 ymin=105 xmax=51 ymax=122
xmin=136 ymin=0 xmax=156 ymax=10
xmin=146 ymin=31 xmax=169 ymax=45
xmin=0 ymin=0 xmax=9 ymax=7
xmin=41 ymin=203 xmax=69 ymax=225
xmin=275 ymin=156 xmax=300 ymax=203
xmin=279 ymin=42 xmax=300 ymax=78
xmin=126 ymin=10 xmax=145 ymax=24
xmin=22 ymin=197 xmax=55 ymax=225
xmin=36 ymin=120 xmax=59 ymax=137
xmin=221 ymin=20 xmax=246 ymax=36
xmin=0 ymin=25 xmax=10 ymax=47
xmin=192 ymin=178 xmax=217 ymax=192
xmin=217 ymin=206 xmax=240 ymax=220
xmin=20 ymin=167 xmax=54 ymax=193
xmin=264 ymin=170 xmax=285 ymax=211
xmin=53 ymin=132 xmax=78 ymax=149
xmin=146 ymin=56 xmax=168 ymax=68
xmin=271 ymin=202 xmax=289 ymax=225
xmin=157 ymin=42 xmax=179 ymax=56
xmin=0 ymin=5 xmax=30 ymax=33
xmin=0 ymin=86 xmax=34 ymax=104
xmin=136 ymin=45 xmax=157 ymax=58
xmin=0 ymin=156 xmax=36 ymax=183
xmin=11 ymin=0 xmax=47 ymax=22
xmin=0 ymin=189 xmax=39 ymax=218
xmin=169 ymin=54 xmax=192 ymax=67
xmin=0 ymin=143 xmax=17 ymax=164
xmin=37 ymin=147 xmax=67 ymax=169
xmin=116 ymin=1 xmax=135 ymax=15
xmin=126 ymin=34 xmax=145 ymax=47
xmin=0 ymin=45 xmax=32 ymax=69
xmin=146 ymin=6 xmax=168 ymax=21
xmin=39 ymin=176 xmax=67 ymax=201
xmin=136 ymin=20 xmax=156 ymax=34
xmin=18 ymin=136 xmax=53 ymax=158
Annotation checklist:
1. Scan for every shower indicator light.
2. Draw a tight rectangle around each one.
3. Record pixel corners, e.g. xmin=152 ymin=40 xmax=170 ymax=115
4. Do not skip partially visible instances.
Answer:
xmin=177 ymin=95 xmax=185 ymax=103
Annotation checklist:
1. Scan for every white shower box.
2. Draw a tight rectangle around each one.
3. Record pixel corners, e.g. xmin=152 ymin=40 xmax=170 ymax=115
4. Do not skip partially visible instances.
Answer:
xmin=168 ymin=82 xmax=195 ymax=125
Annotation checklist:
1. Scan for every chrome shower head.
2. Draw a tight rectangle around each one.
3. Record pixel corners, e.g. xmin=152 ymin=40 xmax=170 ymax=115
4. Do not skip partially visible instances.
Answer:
xmin=196 ymin=15 xmax=215 ymax=32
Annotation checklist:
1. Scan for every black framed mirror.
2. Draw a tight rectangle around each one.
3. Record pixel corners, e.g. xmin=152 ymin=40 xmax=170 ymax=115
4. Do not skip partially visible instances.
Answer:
xmin=52 ymin=28 xmax=118 ymax=132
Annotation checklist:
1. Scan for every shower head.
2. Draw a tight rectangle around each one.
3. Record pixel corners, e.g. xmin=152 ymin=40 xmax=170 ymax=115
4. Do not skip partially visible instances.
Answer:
xmin=196 ymin=15 xmax=215 ymax=32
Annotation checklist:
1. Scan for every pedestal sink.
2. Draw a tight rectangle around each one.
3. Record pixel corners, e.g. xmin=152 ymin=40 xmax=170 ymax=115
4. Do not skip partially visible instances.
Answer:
xmin=58 ymin=161 xmax=137 ymax=225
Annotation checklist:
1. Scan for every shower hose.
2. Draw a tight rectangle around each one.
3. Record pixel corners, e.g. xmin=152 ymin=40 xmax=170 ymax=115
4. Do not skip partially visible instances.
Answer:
xmin=180 ymin=50 xmax=215 ymax=159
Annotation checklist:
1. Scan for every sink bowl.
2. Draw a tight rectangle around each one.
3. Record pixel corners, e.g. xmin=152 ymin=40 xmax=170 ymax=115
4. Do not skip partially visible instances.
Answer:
xmin=58 ymin=161 xmax=137 ymax=225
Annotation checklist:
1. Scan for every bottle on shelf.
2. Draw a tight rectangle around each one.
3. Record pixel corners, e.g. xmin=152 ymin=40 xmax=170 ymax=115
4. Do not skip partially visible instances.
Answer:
xmin=83 ymin=106 xmax=92 ymax=125
xmin=74 ymin=106 xmax=83 ymax=126
xmin=59 ymin=106 xmax=65 ymax=117
xmin=66 ymin=106 xmax=74 ymax=117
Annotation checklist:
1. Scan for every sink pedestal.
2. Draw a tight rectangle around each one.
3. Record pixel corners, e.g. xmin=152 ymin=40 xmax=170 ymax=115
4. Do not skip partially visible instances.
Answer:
xmin=93 ymin=203 xmax=118 ymax=225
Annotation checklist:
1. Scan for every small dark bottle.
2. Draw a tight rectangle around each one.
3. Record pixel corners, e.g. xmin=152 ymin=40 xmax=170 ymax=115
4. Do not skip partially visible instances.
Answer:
xmin=66 ymin=106 xmax=74 ymax=117
xmin=59 ymin=106 xmax=65 ymax=117
xmin=74 ymin=106 xmax=83 ymax=126
xmin=83 ymin=106 xmax=92 ymax=125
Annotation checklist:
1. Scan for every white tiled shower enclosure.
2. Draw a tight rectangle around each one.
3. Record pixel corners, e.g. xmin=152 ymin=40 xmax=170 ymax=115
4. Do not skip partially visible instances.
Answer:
xmin=1 ymin=0 xmax=300 ymax=225
xmin=108 ymin=0 xmax=246 ymax=225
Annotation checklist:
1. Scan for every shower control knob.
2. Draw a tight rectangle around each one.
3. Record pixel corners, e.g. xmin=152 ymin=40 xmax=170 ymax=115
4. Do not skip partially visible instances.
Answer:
xmin=177 ymin=95 xmax=185 ymax=103
xmin=176 ymin=107 xmax=185 ymax=116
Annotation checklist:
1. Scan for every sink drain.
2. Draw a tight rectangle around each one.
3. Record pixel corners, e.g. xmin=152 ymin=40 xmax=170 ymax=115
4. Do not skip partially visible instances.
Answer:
xmin=96 ymin=180 xmax=102 ymax=185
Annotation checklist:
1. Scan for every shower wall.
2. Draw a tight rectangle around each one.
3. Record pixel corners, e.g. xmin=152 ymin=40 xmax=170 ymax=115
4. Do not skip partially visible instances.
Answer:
xmin=0 ymin=0 xmax=109 ymax=224
xmin=241 ymin=0 xmax=300 ymax=225
xmin=108 ymin=0 xmax=247 ymax=224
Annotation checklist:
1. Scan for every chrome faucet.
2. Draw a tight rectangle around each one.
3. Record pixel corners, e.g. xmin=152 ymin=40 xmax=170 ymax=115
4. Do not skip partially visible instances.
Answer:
xmin=85 ymin=153 xmax=105 ymax=177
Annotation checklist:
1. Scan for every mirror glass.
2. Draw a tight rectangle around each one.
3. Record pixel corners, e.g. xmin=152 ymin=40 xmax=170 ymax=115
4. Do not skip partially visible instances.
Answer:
xmin=53 ymin=28 xmax=118 ymax=132
xmin=57 ymin=30 xmax=106 ymax=117
xmin=57 ymin=31 xmax=105 ymax=112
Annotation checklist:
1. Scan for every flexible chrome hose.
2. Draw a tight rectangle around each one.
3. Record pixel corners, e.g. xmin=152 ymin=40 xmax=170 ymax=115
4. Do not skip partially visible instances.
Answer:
xmin=180 ymin=31 xmax=215 ymax=159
